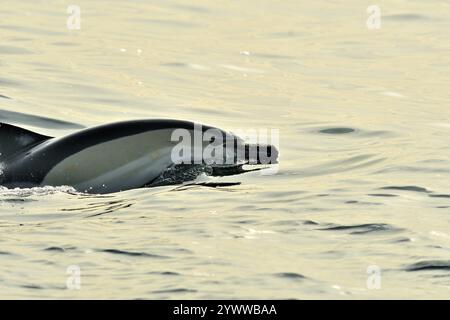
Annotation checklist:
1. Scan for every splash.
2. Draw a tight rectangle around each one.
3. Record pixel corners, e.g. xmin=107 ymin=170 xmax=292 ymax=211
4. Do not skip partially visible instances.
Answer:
xmin=148 ymin=164 xmax=213 ymax=187
xmin=0 ymin=185 xmax=78 ymax=197
xmin=148 ymin=163 xmax=252 ymax=187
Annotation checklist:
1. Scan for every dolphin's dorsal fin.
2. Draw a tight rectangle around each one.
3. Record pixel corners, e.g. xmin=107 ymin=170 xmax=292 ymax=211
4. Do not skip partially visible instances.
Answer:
xmin=0 ymin=123 xmax=52 ymax=159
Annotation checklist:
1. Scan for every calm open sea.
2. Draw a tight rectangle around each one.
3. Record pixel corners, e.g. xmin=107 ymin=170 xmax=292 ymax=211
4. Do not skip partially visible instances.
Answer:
xmin=1 ymin=0 xmax=450 ymax=299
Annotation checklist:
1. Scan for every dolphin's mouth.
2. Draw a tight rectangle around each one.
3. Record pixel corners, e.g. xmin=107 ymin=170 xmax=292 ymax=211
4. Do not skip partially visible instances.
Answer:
xmin=146 ymin=142 xmax=279 ymax=188
xmin=146 ymin=163 xmax=270 ymax=188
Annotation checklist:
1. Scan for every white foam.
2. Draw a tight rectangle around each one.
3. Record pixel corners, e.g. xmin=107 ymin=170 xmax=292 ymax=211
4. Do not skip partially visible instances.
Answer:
xmin=0 ymin=185 xmax=77 ymax=197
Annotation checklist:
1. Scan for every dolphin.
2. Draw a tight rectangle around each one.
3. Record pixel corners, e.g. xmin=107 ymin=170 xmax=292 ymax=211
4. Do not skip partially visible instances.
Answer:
xmin=0 ymin=120 xmax=278 ymax=193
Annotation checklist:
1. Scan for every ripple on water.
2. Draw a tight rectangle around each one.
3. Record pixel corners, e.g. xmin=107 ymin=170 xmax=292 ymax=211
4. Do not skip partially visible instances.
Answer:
xmin=44 ymin=247 xmax=66 ymax=253
xmin=381 ymin=186 xmax=430 ymax=193
xmin=151 ymin=288 xmax=197 ymax=294
xmin=0 ymin=77 xmax=22 ymax=87
xmin=147 ymin=271 xmax=180 ymax=276
xmin=299 ymin=154 xmax=385 ymax=178
xmin=0 ymin=109 xmax=84 ymax=129
xmin=0 ymin=24 xmax=65 ymax=36
xmin=99 ymin=249 xmax=169 ymax=259
xmin=0 ymin=45 xmax=33 ymax=55
xmin=384 ymin=14 xmax=431 ymax=21
xmin=61 ymin=199 xmax=134 ymax=218
xmin=21 ymin=284 xmax=43 ymax=290
xmin=429 ymin=194 xmax=450 ymax=199
xmin=312 ymin=126 xmax=397 ymax=139
xmin=274 ymin=272 xmax=306 ymax=280
xmin=319 ymin=223 xmax=403 ymax=235
xmin=136 ymin=19 xmax=200 ymax=28
xmin=319 ymin=127 xmax=355 ymax=134
xmin=405 ymin=261 xmax=450 ymax=272
xmin=345 ymin=200 xmax=382 ymax=206
xmin=367 ymin=193 xmax=399 ymax=197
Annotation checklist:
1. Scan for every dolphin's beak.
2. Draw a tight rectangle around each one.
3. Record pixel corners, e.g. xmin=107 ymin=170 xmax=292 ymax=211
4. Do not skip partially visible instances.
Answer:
xmin=244 ymin=143 xmax=279 ymax=165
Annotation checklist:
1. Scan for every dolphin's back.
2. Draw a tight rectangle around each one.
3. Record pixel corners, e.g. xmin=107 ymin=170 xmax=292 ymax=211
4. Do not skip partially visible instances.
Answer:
xmin=1 ymin=120 xmax=217 ymax=193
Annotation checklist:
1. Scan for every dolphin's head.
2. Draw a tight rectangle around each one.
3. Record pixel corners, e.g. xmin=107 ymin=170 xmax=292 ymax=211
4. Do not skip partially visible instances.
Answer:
xmin=169 ymin=124 xmax=278 ymax=167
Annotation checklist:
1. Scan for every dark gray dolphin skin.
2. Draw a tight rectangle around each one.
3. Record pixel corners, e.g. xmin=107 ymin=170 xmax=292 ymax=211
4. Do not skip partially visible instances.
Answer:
xmin=0 ymin=120 xmax=278 ymax=194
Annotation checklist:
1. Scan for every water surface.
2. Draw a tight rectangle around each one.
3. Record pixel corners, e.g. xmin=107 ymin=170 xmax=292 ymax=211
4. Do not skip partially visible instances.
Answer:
xmin=1 ymin=0 xmax=450 ymax=299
